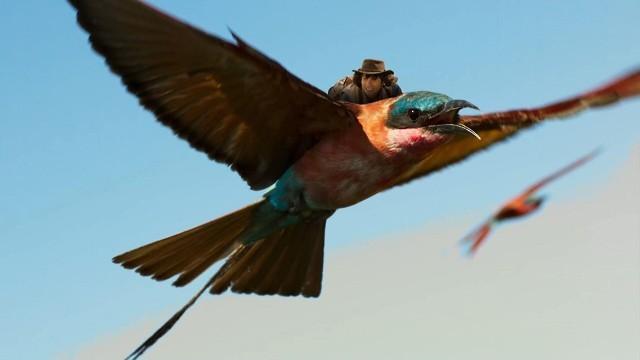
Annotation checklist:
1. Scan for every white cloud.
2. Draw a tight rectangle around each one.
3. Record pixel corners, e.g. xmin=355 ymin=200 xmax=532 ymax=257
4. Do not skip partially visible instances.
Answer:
xmin=73 ymin=147 xmax=639 ymax=360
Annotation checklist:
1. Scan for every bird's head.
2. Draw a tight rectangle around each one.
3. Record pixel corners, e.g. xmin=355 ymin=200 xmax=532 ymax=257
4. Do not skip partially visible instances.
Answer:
xmin=387 ymin=91 xmax=480 ymax=139
xmin=525 ymin=195 xmax=547 ymax=209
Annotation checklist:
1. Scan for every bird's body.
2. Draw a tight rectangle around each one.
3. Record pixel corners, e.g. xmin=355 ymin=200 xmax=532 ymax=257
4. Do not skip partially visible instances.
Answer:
xmin=66 ymin=0 xmax=640 ymax=358
xmin=281 ymin=97 xmax=450 ymax=210
xmin=493 ymin=196 xmax=544 ymax=220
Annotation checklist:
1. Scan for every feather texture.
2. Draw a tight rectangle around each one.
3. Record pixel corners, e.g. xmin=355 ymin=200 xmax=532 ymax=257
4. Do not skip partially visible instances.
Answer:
xmin=69 ymin=0 xmax=355 ymax=190
xmin=113 ymin=201 xmax=263 ymax=286
xmin=210 ymin=218 xmax=327 ymax=297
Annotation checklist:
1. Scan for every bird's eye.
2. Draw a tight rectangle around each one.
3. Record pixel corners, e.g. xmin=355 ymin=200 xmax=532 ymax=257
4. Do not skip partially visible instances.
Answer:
xmin=408 ymin=108 xmax=421 ymax=121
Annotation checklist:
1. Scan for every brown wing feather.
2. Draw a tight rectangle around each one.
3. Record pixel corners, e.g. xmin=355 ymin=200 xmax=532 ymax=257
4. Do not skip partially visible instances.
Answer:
xmin=69 ymin=0 xmax=355 ymax=190
xmin=393 ymin=69 xmax=640 ymax=186
xmin=393 ymin=128 xmax=520 ymax=187
xmin=462 ymin=69 xmax=640 ymax=131
xmin=112 ymin=201 xmax=263 ymax=287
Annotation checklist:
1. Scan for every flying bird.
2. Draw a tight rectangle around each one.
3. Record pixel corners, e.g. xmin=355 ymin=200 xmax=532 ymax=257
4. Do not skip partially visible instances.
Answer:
xmin=67 ymin=0 xmax=640 ymax=358
xmin=459 ymin=149 xmax=600 ymax=256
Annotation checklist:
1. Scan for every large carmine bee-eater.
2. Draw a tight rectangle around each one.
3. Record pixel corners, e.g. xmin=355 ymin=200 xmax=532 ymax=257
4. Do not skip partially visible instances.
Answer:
xmin=68 ymin=0 xmax=640 ymax=358
xmin=460 ymin=149 xmax=599 ymax=256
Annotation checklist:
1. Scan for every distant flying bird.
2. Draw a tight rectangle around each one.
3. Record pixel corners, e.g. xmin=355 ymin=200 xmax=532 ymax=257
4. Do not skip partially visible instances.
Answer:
xmin=459 ymin=150 xmax=600 ymax=256
xmin=67 ymin=0 xmax=640 ymax=358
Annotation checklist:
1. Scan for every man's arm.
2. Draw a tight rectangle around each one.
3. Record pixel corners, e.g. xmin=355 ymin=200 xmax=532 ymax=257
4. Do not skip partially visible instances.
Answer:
xmin=385 ymin=74 xmax=402 ymax=96
xmin=328 ymin=76 xmax=353 ymax=99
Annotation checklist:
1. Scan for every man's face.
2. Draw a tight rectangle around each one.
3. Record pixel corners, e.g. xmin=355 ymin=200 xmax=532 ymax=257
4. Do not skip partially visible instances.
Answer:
xmin=361 ymin=74 xmax=382 ymax=98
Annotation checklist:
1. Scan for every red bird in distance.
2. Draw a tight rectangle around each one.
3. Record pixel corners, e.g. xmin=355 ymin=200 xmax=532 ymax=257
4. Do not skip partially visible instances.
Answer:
xmin=460 ymin=150 xmax=600 ymax=256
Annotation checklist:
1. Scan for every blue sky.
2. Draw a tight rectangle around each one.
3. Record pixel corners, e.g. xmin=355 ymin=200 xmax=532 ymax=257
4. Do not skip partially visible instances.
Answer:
xmin=1 ymin=0 xmax=639 ymax=358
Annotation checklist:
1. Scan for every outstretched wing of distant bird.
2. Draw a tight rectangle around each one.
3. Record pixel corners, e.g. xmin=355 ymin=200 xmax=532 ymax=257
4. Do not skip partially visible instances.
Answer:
xmin=516 ymin=148 xmax=600 ymax=199
xmin=70 ymin=0 xmax=356 ymax=190
xmin=459 ymin=222 xmax=493 ymax=256
xmin=393 ymin=70 xmax=640 ymax=186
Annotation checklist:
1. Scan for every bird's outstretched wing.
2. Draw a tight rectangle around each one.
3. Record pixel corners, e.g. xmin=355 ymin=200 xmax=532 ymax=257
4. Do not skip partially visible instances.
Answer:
xmin=69 ymin=0 xmax=356 ymax=190
xmin=393 ymin=69 xmax=640 ymax=186
xmin=518 ymin=148 xmax=599 ymax=198
xmin=459 ymin=221 xmax=493 ymax=256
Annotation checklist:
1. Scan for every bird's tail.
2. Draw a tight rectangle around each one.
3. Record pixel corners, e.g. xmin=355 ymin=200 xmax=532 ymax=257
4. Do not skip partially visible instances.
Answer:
xmin=115 ymin=199 xmax=330 ymax=359
xmin=113 ymin=201 xmax=262 ymax=287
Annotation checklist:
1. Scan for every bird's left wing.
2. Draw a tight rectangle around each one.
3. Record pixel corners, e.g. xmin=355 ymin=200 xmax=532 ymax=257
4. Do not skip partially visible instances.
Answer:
xmin=518 ymin=148 xmax=599 ymax=198
xmin=69 ymin=0 xmax=356 ymax=190
xmin=459 ymin=221 xmax=493 ymax=256
xmin=392 ymin=69 xmax=640 ymax=187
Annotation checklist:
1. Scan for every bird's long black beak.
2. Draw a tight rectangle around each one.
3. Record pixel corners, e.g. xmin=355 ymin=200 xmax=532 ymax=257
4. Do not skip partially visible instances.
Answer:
xmin=428 ymin=99 xmax=481 ymax=140
xmin=443 ymin=99 xmax=480 ymax=112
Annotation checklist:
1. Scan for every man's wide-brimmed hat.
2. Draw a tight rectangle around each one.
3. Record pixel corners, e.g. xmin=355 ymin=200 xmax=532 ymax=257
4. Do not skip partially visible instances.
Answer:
xmin=353 ymin=59 xmax=394 ymax=76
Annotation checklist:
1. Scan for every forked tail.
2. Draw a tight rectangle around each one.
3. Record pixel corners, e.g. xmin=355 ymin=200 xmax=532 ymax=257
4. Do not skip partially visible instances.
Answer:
xmin=116 ymin=200 xmax=330 ymax=359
